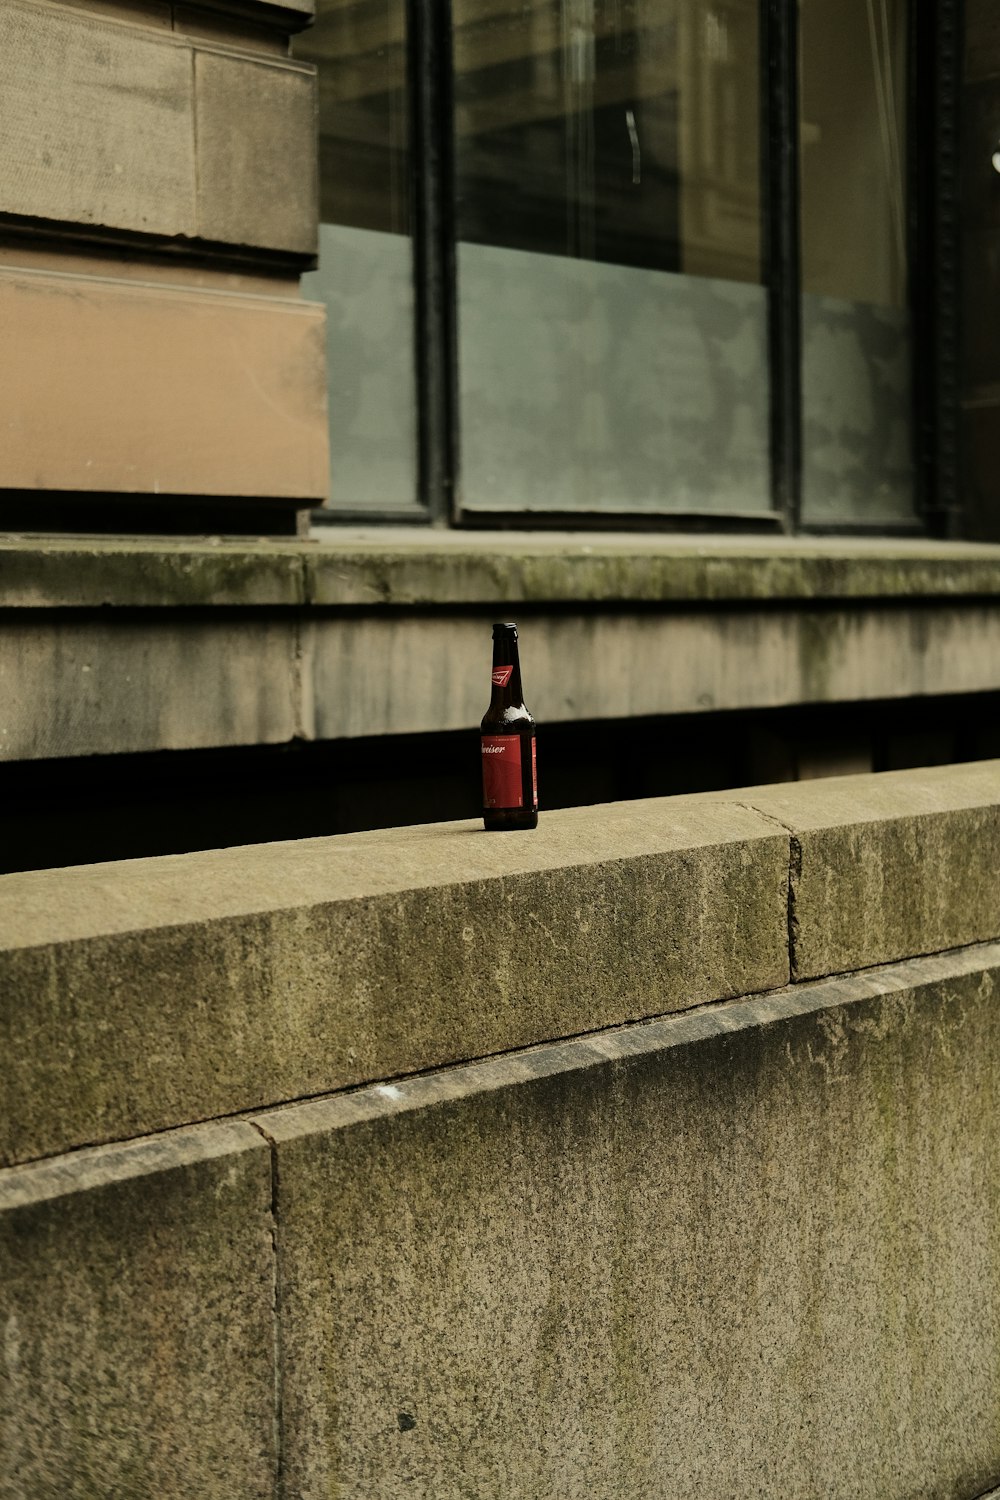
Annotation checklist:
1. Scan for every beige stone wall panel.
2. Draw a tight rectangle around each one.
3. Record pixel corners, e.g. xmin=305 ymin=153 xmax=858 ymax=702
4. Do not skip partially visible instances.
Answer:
xmin=0 ymin=1121 xmax=275 ymax=1499
xmin=0 ymin=0 xmax=316 ymax=254
xmin=195 ymin=52 xmax=318 ymax=253
xmin=0 ymin=801 xmax=788 ymax=1164
xmin=0 ymin=1 xmax=197 ymax=237
xmin=0 ymin=269 xmax=328 ymax=498
xmin=256 ymin=945 xmax=1000 ymax=1500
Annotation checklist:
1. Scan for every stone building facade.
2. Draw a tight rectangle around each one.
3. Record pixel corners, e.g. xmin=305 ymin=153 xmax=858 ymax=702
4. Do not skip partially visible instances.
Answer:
xmin=2 ymin=0 xmax=1000 ymax=868
xmin=4 ymin=6 xmax=1000 ymax=1496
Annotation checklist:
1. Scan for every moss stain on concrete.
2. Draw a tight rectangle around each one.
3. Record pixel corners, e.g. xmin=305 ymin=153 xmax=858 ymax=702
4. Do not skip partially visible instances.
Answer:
xmin=7 ymin=535 xmax=1000 ymax=609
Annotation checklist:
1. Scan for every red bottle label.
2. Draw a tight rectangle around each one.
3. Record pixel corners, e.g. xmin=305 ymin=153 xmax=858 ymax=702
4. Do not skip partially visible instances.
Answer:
xmin=482 ymin=735 xmax=523 ymax=808
xmin=491 ymin=665 xmax=513 ymax=688
xmin=532 ymin=737 xmax=538 ymax=808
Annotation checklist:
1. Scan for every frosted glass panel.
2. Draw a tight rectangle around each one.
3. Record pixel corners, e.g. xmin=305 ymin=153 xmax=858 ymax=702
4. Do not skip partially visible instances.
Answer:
xmin=302 ymin=225 xmax=417 ymax=511
xmin=460 ymin=243 xmax=769 ymax=512
xmin=800 ymin=295 xmax=913 ymax=524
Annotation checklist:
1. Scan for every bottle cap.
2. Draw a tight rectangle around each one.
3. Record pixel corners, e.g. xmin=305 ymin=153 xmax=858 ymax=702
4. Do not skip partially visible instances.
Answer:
xmin=492 ymin=622 xmax=518 ymax=638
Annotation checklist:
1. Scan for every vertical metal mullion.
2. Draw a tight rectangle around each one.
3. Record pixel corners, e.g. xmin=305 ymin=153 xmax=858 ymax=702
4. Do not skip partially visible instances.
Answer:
xmin=761 ymin=0 xmax=802 ymax=532
xmin=410 ymin=0 xmax=458 ymax=523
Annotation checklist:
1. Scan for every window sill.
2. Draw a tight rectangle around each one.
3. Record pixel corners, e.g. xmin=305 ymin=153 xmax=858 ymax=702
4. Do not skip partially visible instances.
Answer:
xmin=5 ymin=529 xmax=1000 ymax=610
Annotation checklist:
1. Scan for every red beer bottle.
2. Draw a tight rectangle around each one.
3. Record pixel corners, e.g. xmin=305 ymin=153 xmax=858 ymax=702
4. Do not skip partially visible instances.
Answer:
xmin=481 ymin=622 xmax=538 ymax=831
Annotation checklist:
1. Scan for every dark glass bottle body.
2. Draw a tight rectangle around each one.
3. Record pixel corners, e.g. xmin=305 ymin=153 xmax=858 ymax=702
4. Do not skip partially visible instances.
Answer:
xmin=481 ymin=623 xmax=538 ymax=830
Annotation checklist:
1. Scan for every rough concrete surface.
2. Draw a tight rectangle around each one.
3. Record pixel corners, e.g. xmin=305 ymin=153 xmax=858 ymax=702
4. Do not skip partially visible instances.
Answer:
xmin=305 ymin=605 xmax=1000 ymax=739
xmin=0 ymin=1121 xmax=274 ymax=1499
xmin=0 ymin=800 xmax=787 ymax=1164
xmin=729 ymin=760 xmax=1000 ymax=979
xmin=302 ymin=531 xmax=1000 ymax=608
xmin=0 ymin=614 xmax=299 ymax=760
xmin=0 ymin=538 xmax=309 ymax=611
xmin=5 ymin=533 xmax=1000 ymax=610
xmin=5 ymin=536 xmax=1000 ymax=757
xmin=257 ymin=943 xmax=1000 ymax=1500
xmin=7 ymin=599 xmax=1000 ymax=759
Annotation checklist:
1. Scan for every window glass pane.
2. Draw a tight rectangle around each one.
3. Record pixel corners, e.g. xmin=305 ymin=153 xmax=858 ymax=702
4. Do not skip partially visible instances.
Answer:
xmin=799 ymin=0 xmax=915 ymax=525
xmin=453 ymin=0 xmax=771 ymax=516
xmin=959 ymin=2 xmax=1000 ymax=538
xmin=294 ymin=0 xmax=418 ymax=512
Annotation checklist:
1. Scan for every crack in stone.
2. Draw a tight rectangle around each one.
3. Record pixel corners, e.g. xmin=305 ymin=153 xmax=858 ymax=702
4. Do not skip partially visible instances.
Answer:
xmin=732 ymin=801 xmax=803 ymax=984
xmin=250 ymin=1118 xmax=284 ymax=1500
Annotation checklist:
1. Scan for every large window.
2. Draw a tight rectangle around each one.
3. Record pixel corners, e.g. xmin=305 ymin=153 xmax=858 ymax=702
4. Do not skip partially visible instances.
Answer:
xmin=454 ymin=1 xmax=768 ymax=517
xmin=297 ymin=0 xmax=953 ymax=533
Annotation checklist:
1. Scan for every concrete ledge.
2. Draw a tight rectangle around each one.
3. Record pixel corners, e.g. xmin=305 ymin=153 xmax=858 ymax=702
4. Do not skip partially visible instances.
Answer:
xmin=5 ymin=533 xmax=1000 ymax=609
xmin=0 ymin=800 xmax=788 ymax=1165
xmin=5 ymin=537 xmax=1000 ymax=757
xmin=4 ymin=781 xmax=1000 ymax=1497
xmin=4 ymin=942 xmax=1000 ymax=1496
xmin=255 ymin=943 xmax=1000 ymax=1500
xmin=0 ymin=1120 xmax=274 ymax=1499
xmin=702 ymin=760 xmax=1000 ymax=979
xmin=4 ymin=764 xmax=1000 ymax=1164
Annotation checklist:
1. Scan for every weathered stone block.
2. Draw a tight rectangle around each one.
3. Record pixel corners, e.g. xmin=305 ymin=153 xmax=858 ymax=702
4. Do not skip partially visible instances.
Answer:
xmin=0 ymin=537 xmax=309 ymax=611
xmin=0 ymin=613 xmax=300 ymax=760
xmin=0 ymin=1121 xmax=274 ymax=1499
xmin=301 ymin=532 xmax=1000 ymax=608
xmin=6 ymin=540 xmax=1000 ymax=759
xmin=0 ymin=0 xmax=196 ymax=238
xmin=0 ymin=800 xmax=788 ymax=1164
xmin=195 ymin=53 xmax=317 ymax=254
xmin=256 ymin=944 xmax=1000 ymax=1500
xmin=0 ymin=0 xmax=317 ymax=256
xmin=737 ymin=761 xmax=1000 ymax=979
xmin=0 ymin=270 xmax=328 ymax=500
xmin=305 ymin=606 xmax=1000 ymax=740
xmin=8 ymin=534 xmax=1000 ymax=613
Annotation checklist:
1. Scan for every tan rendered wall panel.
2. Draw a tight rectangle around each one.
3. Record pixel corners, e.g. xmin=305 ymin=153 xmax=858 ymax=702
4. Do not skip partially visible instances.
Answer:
xmin=0 ymin=0 xmax=317 ymax=256
xmin=0 ymin=270 xmax=328 ymax=499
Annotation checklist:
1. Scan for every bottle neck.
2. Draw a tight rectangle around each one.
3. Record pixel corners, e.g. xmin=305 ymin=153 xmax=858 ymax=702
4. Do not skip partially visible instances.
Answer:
xmin=490 ymin=635 xmax=524 ymax=711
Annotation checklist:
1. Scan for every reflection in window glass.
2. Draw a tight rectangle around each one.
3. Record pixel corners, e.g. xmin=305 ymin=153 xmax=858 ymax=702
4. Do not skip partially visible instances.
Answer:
xmin=295 ymin=1 xmax=417 ymax=512
xmin=454 ymin=0 xmax=772 ymax=515
xmin=799 ymin=0 xmax=915 ymax=524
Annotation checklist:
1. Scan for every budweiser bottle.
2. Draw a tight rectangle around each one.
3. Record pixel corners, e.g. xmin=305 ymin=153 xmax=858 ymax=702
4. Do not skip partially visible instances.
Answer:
xmin=481 ymin=622 xmax=538 ymax=830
